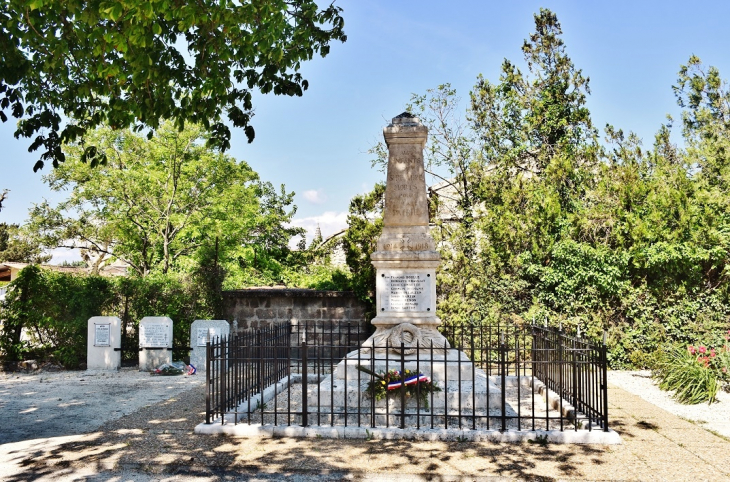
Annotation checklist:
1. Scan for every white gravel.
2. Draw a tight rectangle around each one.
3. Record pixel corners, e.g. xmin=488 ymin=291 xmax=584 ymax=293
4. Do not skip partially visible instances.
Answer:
xmin=0 ymin=367 xmax=203 ymax=445
xmin=608 ymin=370 xmax=730 ymax=438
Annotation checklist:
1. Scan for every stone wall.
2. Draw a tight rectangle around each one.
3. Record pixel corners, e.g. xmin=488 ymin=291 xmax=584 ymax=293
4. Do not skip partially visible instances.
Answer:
xmin=222 ymin=288 xmax=369 ymax=332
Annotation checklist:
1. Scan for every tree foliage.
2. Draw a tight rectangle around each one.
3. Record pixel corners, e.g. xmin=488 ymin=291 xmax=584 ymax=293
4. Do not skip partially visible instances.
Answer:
xmin=1 ymin=0 xmax=346 ymax=171
xmin=354 ymin=9 xmax=730 ymax=367
xmin=0 ymin=189 xmax=8 ymax=212
xmin=342 ymin=182 xmax=384 ymax=320
xmin=26 ymin=122 xmax=300 ymax=277
xmin=0 ymin=222 xmax=50 ymax=263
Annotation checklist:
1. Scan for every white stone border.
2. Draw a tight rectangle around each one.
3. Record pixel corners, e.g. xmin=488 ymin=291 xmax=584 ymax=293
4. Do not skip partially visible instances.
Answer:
xmin=194 ymin=374 xmax=622 ymax=444
xmin=195 ymin=422 xmax=622 ymax=444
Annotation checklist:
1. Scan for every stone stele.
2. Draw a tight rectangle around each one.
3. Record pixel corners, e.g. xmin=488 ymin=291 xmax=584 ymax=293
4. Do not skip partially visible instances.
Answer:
xmin=190 ymin=319 xmax=230 ymax=372
xmin=138 ymin=316 xmax=173 ymax=371
xmin=87 ymin=316 xmax=122 ymax=370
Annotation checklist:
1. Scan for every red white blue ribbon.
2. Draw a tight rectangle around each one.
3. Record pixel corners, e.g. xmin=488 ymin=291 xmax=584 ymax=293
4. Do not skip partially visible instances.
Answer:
xmin=387 ymin=374 xmax=430 ymax=390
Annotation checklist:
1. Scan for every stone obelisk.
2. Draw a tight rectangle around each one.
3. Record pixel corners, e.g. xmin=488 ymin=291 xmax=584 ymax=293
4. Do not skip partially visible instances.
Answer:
xmin=364 ymin=112 xmax=449 ymax=353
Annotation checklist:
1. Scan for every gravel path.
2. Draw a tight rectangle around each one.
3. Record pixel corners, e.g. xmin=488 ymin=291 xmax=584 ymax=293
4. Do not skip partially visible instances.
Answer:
xmin=0 ymin=367 xmax=203 ymax=444
xmin=608 ymin=370 xmax=730 ymax=438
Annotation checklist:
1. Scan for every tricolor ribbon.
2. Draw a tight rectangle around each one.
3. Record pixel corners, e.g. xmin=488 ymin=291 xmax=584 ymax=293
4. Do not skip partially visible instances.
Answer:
xmin=387 ymin=374 xmax=430 ymax=390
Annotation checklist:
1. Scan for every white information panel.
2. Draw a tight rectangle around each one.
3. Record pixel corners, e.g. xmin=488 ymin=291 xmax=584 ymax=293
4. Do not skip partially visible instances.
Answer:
xmin=94 ymin=324 xmax=111 ymax=347
xmin=140 ymin=323 xmax=169 ymax=348
xmin=381 ymin=271 xmax=432 ymax=312
xmin=196 ymin=327 xmax=222 ymax=347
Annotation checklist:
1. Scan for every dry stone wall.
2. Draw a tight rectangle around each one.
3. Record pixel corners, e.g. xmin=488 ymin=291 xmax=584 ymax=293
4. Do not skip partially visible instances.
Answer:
xmin=222 ymin=289 xmax=370 ymax=344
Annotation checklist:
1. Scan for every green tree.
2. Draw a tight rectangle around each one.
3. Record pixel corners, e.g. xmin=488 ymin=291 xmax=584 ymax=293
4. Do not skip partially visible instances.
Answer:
xmin=410 ymin=10 xmax=599 ymax=325
xmin=674 ymin=56 xmax=730 ymax=243
xmin=0 ymin=222 xmax=49 ymax=263
xmin=26 ymin=122 xmax=299 ymax=276
xmin=1 ymin=0 xmax=346 ymax=171
xmin=343 ymin=183 xmax=384 ymax=320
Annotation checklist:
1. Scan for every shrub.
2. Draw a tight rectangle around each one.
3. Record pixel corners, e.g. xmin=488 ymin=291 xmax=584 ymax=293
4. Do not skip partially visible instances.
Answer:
xmin=653 ymin=339 xmax=730 ymax=404
xmin=0 ymin=266 xmax=115 ymax=366
xmin=0 ymin=267 xmax=215 ymax=368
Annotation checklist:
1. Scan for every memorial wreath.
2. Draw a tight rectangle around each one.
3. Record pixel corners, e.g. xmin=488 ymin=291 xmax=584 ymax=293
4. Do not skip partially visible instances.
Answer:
xmin=356 ymin=365 xmax=441 ymax=409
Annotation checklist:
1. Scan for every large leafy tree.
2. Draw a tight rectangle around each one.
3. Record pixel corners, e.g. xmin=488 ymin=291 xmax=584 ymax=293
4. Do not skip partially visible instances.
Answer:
xmin=413 ymin=10 xmax=599 ymax=325
xmin=26 ymin=122 xmax=300 ymax=276
xmin=470 ymin=8 xmax=599 ymax=248
xmin=1 ymin=0 xmax=346 ymax=171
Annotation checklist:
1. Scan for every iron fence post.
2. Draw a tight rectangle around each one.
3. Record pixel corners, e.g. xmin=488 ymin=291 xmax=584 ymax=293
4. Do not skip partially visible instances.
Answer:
xmin=257 ymin=330 xmax=262 ymax=395
xmin=205 ymin=339 xmax=211 ymax=424
xmin=302 ymin=341 xmax=308 ymax=427
xmin=602 ymin=335 xmax=609 ymax=432
xmin=220 ymin=336 xmax=227 ymax=425
xmin=400 ymin=342 xmax=406 ymax=430
xmin=572 ymin=335 xmax=578 ymax=412
xmin=500 ymin=331 xmax=506 ymax=432
xmin=558 ymin=328 xmax=564 ymax=431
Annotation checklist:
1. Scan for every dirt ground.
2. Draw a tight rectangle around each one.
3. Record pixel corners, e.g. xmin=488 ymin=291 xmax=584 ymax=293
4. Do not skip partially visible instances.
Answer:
xmin=0 ymin=368 xmax=203 ymax=445
xmin=1 ymin=376 xmax=730 ymax=481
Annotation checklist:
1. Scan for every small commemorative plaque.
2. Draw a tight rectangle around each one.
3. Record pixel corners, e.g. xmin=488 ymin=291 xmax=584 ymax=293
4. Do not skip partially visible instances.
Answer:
xmin=94 ymin=324 xmax=111 ymax=347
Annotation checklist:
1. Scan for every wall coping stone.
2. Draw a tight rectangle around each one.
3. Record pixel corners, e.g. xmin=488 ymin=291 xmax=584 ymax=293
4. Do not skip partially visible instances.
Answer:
xmin=223 ymin=289 xmax=357 ymax=299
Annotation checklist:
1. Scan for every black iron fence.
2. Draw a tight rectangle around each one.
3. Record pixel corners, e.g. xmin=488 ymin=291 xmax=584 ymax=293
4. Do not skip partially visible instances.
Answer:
xmin=205 ymin=321 xmax=609 ymax=432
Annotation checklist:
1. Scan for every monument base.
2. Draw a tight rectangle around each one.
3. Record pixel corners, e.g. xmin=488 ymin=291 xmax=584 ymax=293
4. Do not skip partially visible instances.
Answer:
xmin=317 ymin=371 xmax=501 ymax=417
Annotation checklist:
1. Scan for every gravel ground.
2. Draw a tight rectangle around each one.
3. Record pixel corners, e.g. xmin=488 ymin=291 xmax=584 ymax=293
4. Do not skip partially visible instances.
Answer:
xmin=2 ymin=368 xmax=730 ymax=481
xmin=0 ymin=367 xmax=203 ymax=444
xmin=608 ymin=370 xmax=730 ymax=438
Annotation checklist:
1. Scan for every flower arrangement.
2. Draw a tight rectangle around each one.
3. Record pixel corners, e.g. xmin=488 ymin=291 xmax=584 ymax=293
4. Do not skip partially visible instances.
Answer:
xmin=653 ymin=331 xmax=730 ymax=404
xmin=356 ymin=365 xmax=441 ymax=409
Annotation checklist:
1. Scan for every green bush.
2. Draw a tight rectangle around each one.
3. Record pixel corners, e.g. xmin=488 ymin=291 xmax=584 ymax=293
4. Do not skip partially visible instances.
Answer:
xmin=0 ymin=266 xmax=115 ymax=366
xmin=0 ymin=267 xmax=215 ymax=368
xmin=653 ymin=339 xmax=730 ymax=404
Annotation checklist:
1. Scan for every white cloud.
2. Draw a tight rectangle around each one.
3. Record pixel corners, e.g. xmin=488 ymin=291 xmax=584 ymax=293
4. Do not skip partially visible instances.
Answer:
xmin=289 ymin=211 xmax=348 ymax=247
xmin=302 ymin=189 xmax=327 ymax=205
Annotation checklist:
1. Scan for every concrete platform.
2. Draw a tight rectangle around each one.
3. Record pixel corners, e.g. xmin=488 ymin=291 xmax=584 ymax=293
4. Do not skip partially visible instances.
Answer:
xmin=315 ymin=375 xmax=502 ymax=411
xmin=333 ymin=348 xmax=480 ymax=381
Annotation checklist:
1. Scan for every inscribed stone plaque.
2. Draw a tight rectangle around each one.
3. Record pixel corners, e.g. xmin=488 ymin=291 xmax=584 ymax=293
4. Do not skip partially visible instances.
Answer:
xmin=94 ymin=324 xmax=111 ymax=347
xmin=381 ymin=272 xmax=432 ymax=312
xmin=196 ymin=327 xmax=222 ymax=347
xmin=140 ymin=323 xmax=169 ymax=347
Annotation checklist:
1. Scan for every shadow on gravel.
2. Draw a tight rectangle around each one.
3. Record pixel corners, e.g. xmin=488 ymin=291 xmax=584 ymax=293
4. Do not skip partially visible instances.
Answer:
xmin=2 ymin=386 xmax=617 ymax=481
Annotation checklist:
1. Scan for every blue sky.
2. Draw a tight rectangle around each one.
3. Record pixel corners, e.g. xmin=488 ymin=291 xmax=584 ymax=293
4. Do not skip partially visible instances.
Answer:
xmin=2 ymin=0 xmax=730 ymax=262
